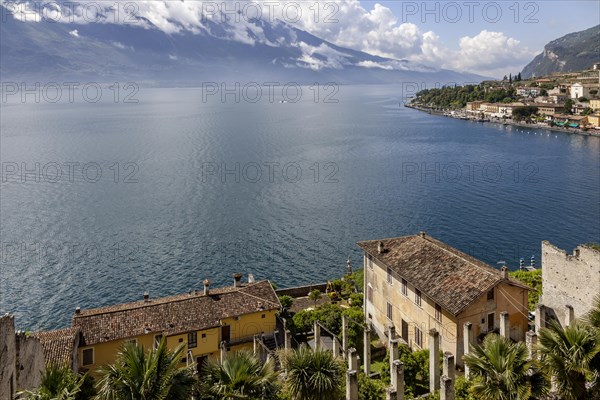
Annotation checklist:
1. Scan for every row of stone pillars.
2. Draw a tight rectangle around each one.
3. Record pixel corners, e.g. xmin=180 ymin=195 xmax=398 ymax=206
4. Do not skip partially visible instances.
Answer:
xmin=313 ymin=317 xmax=372 ymax=374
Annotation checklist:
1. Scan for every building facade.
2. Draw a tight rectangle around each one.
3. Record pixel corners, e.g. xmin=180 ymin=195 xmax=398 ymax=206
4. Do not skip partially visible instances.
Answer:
xmin=359 ymin=233 xmax=530 ymax=367
xmin=537 ymin=241 xmax=600 ymax=328
xmin=25 ymin=277 xmax=281 ymax=378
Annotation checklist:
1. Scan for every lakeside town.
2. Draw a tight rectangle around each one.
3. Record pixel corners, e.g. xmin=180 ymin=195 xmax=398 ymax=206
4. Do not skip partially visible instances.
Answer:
xmin=408 ymin=63 xmax=600 ymax=136
xmin=2 ymin=234 xmax=599 ymax=400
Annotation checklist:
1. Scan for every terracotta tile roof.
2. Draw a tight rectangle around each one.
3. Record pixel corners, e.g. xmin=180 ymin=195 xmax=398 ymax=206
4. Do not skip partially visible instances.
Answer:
xmin=72 ymin=280 xmax=280 ymax=346
xmin=33 ymin=327 xmax=79 ymax=367
xmin=357 ymin=233 xmax=530 ymax=316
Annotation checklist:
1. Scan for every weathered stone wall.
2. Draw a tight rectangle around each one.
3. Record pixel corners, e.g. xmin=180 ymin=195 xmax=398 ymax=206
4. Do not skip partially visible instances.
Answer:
xmin=276 ymin=283 xmax=328 ymax=298
xmin=0 ymin=314 xmax=17 ymax=400
xmin=15 ymin=332 xmax=44 ymax=390
xmin=541 ymin=241 xmax=600 ymax=326
xmin=0 ymin=314 xmax=45 ymax=399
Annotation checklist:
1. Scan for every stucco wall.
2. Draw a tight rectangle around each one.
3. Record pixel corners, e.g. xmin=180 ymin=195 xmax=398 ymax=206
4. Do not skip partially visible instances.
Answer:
xmin=541 ymin=241 xmax=600 ymax=326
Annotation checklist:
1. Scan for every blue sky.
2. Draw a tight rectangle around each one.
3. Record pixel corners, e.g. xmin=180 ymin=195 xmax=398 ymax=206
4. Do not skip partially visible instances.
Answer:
xmin=369 ymin=0 xmax=599 ymax=56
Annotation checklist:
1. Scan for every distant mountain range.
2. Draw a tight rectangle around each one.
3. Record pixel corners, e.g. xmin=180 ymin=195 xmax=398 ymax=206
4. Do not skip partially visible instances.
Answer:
xmin=521 ymin=25 xmax=600 ymax=78
xmin=0 ymin=4 xmax=487 ymax=85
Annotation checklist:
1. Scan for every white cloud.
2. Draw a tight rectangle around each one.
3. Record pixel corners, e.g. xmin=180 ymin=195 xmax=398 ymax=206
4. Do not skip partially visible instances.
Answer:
xmin=169 ymin=54 xmax=178 ymax=60
xmin=69 ymin=29 xmax=79 ymax=37
xmin=1 ymin=0 xmax=534 ymax=76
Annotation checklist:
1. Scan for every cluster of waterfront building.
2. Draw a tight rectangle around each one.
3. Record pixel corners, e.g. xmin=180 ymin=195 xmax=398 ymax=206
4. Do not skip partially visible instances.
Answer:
xmin=465 ymin=67 xmax=600 ymax=130
xmin=1 ymin=233 xmax=599 ymax=399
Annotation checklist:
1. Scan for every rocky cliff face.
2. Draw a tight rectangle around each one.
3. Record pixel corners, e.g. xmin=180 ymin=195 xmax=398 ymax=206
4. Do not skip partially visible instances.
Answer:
xmin=521 ymin=25 xmax=599 ymax=78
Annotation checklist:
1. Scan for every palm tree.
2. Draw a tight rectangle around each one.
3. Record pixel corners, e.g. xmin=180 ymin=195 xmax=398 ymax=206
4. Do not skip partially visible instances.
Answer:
xmin=463 ymin=334 xmax=547 ymax=400
xmin=537 ymin=321 xmax=600 ymax=400
xmin=279 ymin=345 xmax=344 ymax=400
xmin=95 ymin=338 xmax=196 ymax=400
xmin=18 ymin=365 xmax=93 ymax=400
xmin=198 ymin=350 xmax=280 ymax=399
xmin=584 ymin=293 xmax=600 ymax=329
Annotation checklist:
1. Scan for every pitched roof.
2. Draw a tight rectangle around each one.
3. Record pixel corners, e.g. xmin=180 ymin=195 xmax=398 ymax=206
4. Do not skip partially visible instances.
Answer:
xmin=357 ymin=233 xmax=530 ymax=316
xmin=73 ymin=280 xmax=280 ymax=346
xmin=33 ymin=327 xmax=79 ymax=367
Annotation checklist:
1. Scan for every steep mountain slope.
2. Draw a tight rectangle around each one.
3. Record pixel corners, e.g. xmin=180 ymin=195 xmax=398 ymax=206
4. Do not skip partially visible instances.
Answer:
xmin=521 ymin=25 xmax=600 ymax=78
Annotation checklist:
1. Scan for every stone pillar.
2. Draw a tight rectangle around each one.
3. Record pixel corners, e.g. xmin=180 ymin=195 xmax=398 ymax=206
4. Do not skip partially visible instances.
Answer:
xmin=526 ymin=330 xmax=537 ymax=360
xmin=333 ymin=337 xmax=340 ymax=358
xmin=348 ymin=348 xmax=358 ymax=371
xmin=443 ymin=352 xmax=455 ymax=380
xmin=463 ymin=322 xmax=473 ymax=379
xmin=391 ymin=360 xmax=404 ymax=400
xmin=284 ymin=330 xmax=292 ymax=350
xmin=346 ymin=370 xmax=358 ymax=400
xmin=535 ymin=304 xmax=546 ymax=332
xmin=363 ymin=327 xmax=371 ymax=375
xmin=388 ymin=324 xmax=396 ymax=347
xmin=253 ymin=335 xmax=259 ymax=356
xmin=342 ymin=315 xmax=349 ymax=359
xmin=500 ymin=312 xmax=510 ymax=339
xmin=565 ymin=305 xmax=574 ymax=327
xmin=429 ymin=329 xmax=440 ymax=393
xmin=389 ymin=339 xmax=399 ymax=374
xmin=440 ymin=376 xmax=454 ymax=400
xmin=314 ymin=321 xmax=321 ymax=350
xmin=220 ymin=341 xmax=227 ymax=363
xmin=385 ymin=388 xmax=398 ymax=400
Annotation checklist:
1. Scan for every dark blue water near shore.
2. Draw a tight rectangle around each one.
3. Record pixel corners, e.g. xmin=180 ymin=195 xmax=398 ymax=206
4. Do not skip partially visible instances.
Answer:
xmin=1 ymin=85 xmax=599 ymax=330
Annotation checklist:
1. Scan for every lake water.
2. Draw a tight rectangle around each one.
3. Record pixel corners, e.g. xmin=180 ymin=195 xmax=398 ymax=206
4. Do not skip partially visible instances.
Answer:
xmin=1 ymin=85 xmax=599 ymax=330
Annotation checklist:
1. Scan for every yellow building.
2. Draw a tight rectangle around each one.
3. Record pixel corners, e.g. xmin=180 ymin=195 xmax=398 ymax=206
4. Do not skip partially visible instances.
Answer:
xmin=359 ymin=233 xmax=530 ymax=367
xmin=465 ymin=101 xmax=483 ymax=112
xmin=589 ymin=99 xmax=600 ymax=111
xmin=36 ymin=277 xmax=281 ymax=375
xmin=587 ymin=114 xmax=600 ymax=128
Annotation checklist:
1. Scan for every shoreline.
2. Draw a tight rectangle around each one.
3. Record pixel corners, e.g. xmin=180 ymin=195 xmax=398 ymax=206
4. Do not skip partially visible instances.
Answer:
xmin=405 ymin=104 xmax=600 ymax=137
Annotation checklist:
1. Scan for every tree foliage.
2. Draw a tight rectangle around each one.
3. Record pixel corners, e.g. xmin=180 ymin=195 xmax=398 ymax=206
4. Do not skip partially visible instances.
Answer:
xmin=199 ymin=350 xmax=281 ymax=400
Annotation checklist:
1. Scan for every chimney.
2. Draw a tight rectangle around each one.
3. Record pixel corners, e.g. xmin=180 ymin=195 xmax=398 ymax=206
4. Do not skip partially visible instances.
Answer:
xmin=233 ymin=273 xmax=243 ymax=287
xmin=203 ymin=279 xmax=210 ymax=295
xmin=378 ymin=242 xmax=384 ymax=254
xmin=75 ymin=307 xmax=81 ymax=315
xmin=419 ymin=231 xmax=426 ymax=238
xmin=574 ymin=248 xmax=580 ymax=257
xmin=501 ymin=266 xmax=508 ymax=280
xmin=248 ymin=273 xmax=255 ymax=283
xmin=143 ymin=292 xmax=149 ymax=301
xmin=530 ymin=255 xmax=536 ymax=269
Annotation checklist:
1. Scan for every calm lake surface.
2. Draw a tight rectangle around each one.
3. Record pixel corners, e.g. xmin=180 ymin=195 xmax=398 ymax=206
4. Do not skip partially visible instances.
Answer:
xmin=1 ymin=85 xmax=599 ymax=330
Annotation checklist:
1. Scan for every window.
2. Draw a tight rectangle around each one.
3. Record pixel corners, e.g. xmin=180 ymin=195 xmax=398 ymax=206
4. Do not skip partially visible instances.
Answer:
xmin=435 ymin=303 xmax=442 ymax=322
xmin=367 ymin=285 xmax=373 ymax=303
xmin=188 ymin=332 xmax=198 ymax=349
xmin=367 ymin=254 xmax=373 ymax=269
xmin=401 ymin=279 xmax=408 ymax=296
xmin=261 ymin=314 xmax=266 ymax=318
xmin=415 ymin=327 xmax=423 ymax=348
xmin=387 ymin=267 xmax=392 ymax=284
xmin=401 ymin=320 xmax=409 ymax=341
xmin=387 ymin=302 xmax=393 ymax=320
xmin=487 ymin=313 xmax=495 ymax=332
xmin=415 ymin=289 xmax=422 ymax=307
xmin=82 ymin=348 xmax=94 ymax=366
xmin=154 ymin=334 xmax=163 ymax=349
xmin=487 ymin=288 xmax=494 ymax=301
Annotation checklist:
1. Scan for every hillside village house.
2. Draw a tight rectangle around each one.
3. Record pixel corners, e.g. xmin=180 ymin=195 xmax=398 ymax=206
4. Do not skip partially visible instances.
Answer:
xmin=535 ymin=104 xmax=564 ymax=116
xmin=359 ymin=233 xmax=530 ymax=367
xmin=570 ymin=82 xmax=598 ymax=99
xmin=590 ymin=99 xmax=600 ymax=111
xmin=516 ymin=87 xmax=542 ymax=97
xmin=32 ymin=277 xmax=281 ymax=376
xmin=465 ymin=101 xmax=484 ymax=112
xmin=498 ymin=102 xmax=526 ymax=115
